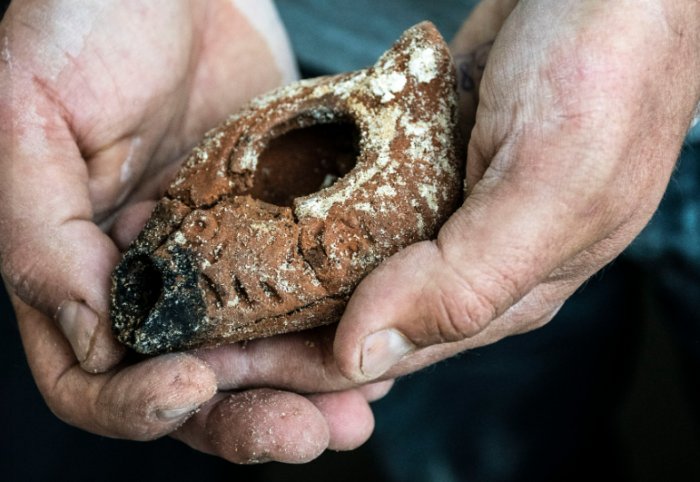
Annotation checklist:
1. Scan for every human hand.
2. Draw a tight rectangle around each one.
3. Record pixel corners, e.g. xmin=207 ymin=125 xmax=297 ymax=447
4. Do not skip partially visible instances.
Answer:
xmin=331 ymin=0 xmax=700 ymax=382
xmin=0 ymin=0 xmax=295 ymax=372
xmin=1 ymin=0 xmax=387 ymax=462
xmin=16 ymin=287 xmax=390 ymax=462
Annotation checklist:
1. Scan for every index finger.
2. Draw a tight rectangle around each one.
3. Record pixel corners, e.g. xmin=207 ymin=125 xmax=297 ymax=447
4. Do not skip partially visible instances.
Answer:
xmin=14 ymin=295 xmax=217 ymax=440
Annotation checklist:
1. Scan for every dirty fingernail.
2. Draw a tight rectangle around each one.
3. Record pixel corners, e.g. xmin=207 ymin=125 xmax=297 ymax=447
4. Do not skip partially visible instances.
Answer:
xmin=156 ymin=405 xmax=198 ymax=422
xmin=56 ymin=301 xmax=99 ymax=363
xmin=360 ymin=329 xmax=415 ymax=380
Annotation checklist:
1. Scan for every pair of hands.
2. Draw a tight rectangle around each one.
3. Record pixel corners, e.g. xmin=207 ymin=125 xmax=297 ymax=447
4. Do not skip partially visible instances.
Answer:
xmin=2 ymin=0 xmax=699 ymax=464
xmin=0 ymin=0 xmax=394 ymax=463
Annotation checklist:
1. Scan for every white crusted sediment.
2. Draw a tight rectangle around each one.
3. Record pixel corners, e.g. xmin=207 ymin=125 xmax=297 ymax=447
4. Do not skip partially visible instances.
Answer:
xmin=408 ymin=47 xmax=438 ymax=83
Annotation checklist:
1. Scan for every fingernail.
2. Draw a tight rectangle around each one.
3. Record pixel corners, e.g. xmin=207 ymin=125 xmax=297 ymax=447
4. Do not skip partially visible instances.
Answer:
xmin=360 ymin=329 xmax=415 ymax=380
xmin=156 ymin=405 xmax=197 ymax=422
xmin=56 ymin=301 xmax=99 ymax=363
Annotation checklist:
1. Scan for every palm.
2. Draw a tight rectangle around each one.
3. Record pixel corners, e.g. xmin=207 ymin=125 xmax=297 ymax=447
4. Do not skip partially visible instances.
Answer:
xmin=30 ymin=0 xmax=291 ymax=227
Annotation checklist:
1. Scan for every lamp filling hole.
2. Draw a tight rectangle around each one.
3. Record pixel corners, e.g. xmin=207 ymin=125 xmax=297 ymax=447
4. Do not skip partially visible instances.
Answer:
xmin=250 ymin=121 xmax=360 ymax=207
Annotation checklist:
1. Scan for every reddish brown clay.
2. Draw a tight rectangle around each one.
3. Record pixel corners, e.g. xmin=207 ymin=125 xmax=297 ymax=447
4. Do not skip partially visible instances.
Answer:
xmin=111 ymin=22 xmax=465 ymax=354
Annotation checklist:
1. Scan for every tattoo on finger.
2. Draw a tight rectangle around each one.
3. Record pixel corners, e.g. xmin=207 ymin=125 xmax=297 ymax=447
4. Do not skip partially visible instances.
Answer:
xmin=454 ymin=41 xmax=494 ymax=93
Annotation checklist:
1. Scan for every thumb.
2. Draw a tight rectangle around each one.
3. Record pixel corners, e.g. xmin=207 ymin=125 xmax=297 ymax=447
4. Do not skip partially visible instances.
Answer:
xmin=334 ymin=0 xmax=527 ymax=384
xmin=334 ymin=168 xmax=609 ymax=383
xmin=2 ymin=205 xmax=126 ymax=375
xmin=1 ymin=88 xmax=125 ymax=373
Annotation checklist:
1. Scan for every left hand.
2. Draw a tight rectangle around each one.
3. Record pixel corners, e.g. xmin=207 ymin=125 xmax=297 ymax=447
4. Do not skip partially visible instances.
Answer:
xmin=1 ymin=0 xmax=389 ymax=463
xmin=16 ymin=200 xmax=391 ymax=462
xmin=330 ymin=0 xmax=700 ymax=382
xmin=19 ymin=197 xmax=391 ymax=460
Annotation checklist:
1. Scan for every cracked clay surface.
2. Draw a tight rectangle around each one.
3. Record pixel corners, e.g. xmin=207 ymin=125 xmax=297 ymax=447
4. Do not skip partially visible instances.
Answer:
xmin=111 ymin=22 xmax=465 ymax=354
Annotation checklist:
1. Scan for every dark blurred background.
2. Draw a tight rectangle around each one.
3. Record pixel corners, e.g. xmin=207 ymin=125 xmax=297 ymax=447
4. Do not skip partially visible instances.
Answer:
xmin=2 ymin=0 xmax=699 ymax=480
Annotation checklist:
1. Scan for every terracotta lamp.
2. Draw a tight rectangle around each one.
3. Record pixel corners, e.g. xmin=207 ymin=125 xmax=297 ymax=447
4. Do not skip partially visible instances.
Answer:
xmin=111 ymin=22 xmax=465 ymax=355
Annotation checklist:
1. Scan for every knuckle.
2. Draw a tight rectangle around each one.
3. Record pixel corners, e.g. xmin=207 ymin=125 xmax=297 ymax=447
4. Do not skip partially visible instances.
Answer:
xmin=41 ymin=376 xmax=90 ymax=433
xmin=94 ymin=385 xmax=161 ymax=440
xmin=1 ymin=244 xmax=42 ymax=308
xmin=430 ymin=279 xmax=498 ymax=343
xmin=426 ymin=248 xmax=527 ymax=343
xmin=105 ymin=407 xmax=159 ymax=441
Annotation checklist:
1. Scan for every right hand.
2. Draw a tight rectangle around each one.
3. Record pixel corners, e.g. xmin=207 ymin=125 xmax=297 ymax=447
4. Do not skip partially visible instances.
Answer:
xmin=0 ymin=0 xmax=387 ymax=463
xmin=332 ymin=0 xmax=700 ymax=383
